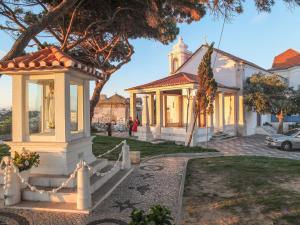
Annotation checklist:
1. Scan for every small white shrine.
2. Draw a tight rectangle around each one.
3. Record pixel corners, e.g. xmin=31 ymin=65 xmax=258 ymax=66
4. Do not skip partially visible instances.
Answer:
xmin=1 ymin=46 xmax=98 ymax=175
xmin=0 ymin=46 xmax=132 ymax=212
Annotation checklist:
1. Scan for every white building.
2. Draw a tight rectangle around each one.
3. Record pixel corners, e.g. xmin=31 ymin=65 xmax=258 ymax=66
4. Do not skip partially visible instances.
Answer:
xmin=266 ymin=48 xmax=300 ymax=129
xmin=126 ymin=37 xmax=283 ymax=145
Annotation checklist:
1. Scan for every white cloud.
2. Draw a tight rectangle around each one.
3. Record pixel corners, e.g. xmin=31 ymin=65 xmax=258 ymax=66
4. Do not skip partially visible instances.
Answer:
xmin=251 ymin=13 xmax=269 ymax=24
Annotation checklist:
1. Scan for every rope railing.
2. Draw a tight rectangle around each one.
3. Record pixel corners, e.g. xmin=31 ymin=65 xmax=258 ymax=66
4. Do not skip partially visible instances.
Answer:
xmin=1 ymin=140 xmax=127 ymax=196
xmin=94 ymin=140 xmax=126 ymax=158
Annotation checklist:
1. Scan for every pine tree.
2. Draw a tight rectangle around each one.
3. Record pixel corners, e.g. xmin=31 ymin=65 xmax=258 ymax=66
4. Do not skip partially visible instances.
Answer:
xmin=187 ymin=43 xmax=217 ymax=146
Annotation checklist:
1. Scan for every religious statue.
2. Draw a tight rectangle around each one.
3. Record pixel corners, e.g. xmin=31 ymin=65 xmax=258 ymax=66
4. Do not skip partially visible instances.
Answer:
xmin=45 ymin=82 xmax=55 ymax=129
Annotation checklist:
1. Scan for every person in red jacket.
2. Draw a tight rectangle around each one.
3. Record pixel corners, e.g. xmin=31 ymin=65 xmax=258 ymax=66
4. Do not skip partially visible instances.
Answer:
xmin=132 ymin=118 xmax=139 ymax=135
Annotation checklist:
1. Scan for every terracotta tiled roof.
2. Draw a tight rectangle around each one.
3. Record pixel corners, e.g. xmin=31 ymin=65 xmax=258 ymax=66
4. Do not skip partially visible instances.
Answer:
xmin=175 ymin=45 xmax=269 ymax=74
xmin=271 ymin=49 xmax=300 ymax=70
xmin=126 ymin=72 xmax=239 ymax=91
xmin=0 ymin=46 xmax=103 ymax=79
xmin=98 ymin=94 xmax=128 ymax=105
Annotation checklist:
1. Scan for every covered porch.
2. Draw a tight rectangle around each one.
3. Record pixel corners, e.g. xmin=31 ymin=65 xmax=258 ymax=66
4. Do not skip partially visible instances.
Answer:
xmin=126 ymin=72 xmax=241 ymax=145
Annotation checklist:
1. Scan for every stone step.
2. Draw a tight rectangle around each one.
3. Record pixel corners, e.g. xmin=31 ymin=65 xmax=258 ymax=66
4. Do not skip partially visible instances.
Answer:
xmin=22 ymin=186 xmax=77 ymax=203
xmin=25 ymin=159 xmax=108 ymax=188
xmin=90 ymin=163 xmax=120 ymax=193
xmin=29 ymin=174 xmax=76 ymax=189
xmin=9 ymin=168 xmax=133 ymax=213
xmin=21 ymin=160 xmax=119 ymax=204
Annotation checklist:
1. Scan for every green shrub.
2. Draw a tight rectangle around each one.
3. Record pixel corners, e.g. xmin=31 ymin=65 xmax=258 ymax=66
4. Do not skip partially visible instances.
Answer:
xmin=12 ymin=150 xmax=40 ymax=172
xmin=129 ymin=205 xmax=174 ymax=225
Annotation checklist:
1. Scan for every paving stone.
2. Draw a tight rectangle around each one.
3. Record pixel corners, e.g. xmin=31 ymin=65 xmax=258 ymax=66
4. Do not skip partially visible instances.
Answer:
xmin=3 ymin=134 xmax=300 ymax=224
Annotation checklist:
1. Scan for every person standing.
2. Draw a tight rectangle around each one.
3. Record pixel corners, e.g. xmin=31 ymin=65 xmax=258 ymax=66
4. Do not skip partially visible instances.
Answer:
xmin=106 ymin=122 xmax=112 ymax=136
xmin=127 ymin=117 xmax=134 ymax=136
xmin=132 ymin=118 xmax=139 ymax=135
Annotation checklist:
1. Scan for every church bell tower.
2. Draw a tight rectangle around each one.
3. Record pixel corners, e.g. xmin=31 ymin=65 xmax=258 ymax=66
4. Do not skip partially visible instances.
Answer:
xmin=168 ymin=36 xmax=192 ymax=75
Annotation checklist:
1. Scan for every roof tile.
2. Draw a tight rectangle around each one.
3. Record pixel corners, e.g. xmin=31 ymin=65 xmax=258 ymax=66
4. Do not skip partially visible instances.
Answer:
xmin=0 ymin=46 xmax=103 ymax=79
xmin=272 ymin=49 xmax=300 ymax=70
xmin=126 ymin=72 xmax=239 ymax=91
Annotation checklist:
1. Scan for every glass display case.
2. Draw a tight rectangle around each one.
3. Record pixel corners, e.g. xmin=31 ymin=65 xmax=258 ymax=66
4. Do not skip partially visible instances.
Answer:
xmin=27 ymin=79 xmax=55 ymax=135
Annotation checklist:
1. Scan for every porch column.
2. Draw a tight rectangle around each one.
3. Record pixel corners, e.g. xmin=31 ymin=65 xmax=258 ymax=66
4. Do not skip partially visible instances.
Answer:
xmin=148 ymin=94 xmax=155 ymax=125
xmin=163 ymin=94 xmax=167 ymax=127
xmin=155 ymin=90 xmax=163 ymax=137
xmin=55 ymin=73 xmax=70 ymax=142
xmin=142 ymin=96 xmax=150 ymax=126
xmin=178 ymin=95 xmax=183 ymax=127
xmin=12 ymin=76 xmax=26 ymax=142
xmin=219 ymin=92 xmax=225 ymax=131
xmin=130 ymin=92 xmax=137 ymax=119
xmin=234 ymin=93 xmax=239 ymax=135
xmin=83 ymin=80 xmax=90 ymax=137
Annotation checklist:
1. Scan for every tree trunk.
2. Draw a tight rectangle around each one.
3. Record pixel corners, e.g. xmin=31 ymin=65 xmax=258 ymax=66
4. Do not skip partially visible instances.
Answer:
xmin=90 ymin=80 xmax=106 ymax=122
xmin=1 ymin=0 xmax=78 ymax=61
xmin=276 ymin=111 xmax=284 ymax=134
xmin=186 ymin=107 xmax=199 ymax=147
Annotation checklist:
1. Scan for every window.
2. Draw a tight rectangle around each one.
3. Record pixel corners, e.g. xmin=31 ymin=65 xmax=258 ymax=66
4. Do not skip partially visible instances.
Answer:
xmin=70 ymin=80 xmax=83 ymax=133
xmin=27 ymin=79 xmax=55 ymax=135
xmin=172 ymin=58 xmax=178 ymax=72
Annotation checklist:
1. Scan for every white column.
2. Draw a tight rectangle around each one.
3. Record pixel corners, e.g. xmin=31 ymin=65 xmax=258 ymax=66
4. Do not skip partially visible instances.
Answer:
xmin=142 ymin=96 xmax=150 ymax=126
xmin=163 ymin=94 xmax=167 ymax=127
xmin=222 ymin=94 xmax=225 ymax=130
xmin=178 ymin=95 xmax=183 ymax=127
xmin=83 ymin=80 xmax=90 ymax=137
xmin=139 ymin=95 xmax=152 ymax=141
xmin=219 ymin=92 xmax=225 ymax=131
xmin=12 ymin=76 xmax=26 ymax=142
xmin=78 ymin=83 xmax=84 ymax=132
xmin=210 ymin=111 xmax=214 ymax=132
xmin=234 ymin=93 xmax=239 ymax=135
xmin=77 ymin=162 xmax=91 ymax=210
xmin=155 ymin=90 xmax=163 ymax=136
xmin=130 ymin=92 xmax=137 ymax=120
xmin=55 ymin=73 xmax=70 ymax=142
xmin=148 ymin=94 xmax=155 ymax=125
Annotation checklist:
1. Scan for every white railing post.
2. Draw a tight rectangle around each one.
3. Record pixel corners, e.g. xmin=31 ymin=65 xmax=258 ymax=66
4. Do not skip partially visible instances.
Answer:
xmin=77 ymin=161 xmax=91 ymax=210
xmin=121 ymin=140 xmax=131 ymax=170
xmin=4 ymin=162 xmax=21 ymax=206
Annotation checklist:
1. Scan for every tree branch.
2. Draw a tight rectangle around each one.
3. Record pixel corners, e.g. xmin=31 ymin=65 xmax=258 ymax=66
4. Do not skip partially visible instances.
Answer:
xmin=1 ymin=0 xmax=80 ymax=61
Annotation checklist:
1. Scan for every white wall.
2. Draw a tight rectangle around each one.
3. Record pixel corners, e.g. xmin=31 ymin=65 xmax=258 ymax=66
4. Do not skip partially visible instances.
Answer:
xmin=244 ymin=65 xmax=271 ymax=80
xmin=178 ymin=47 xmax=238 ymax=88
xmin=245 ymin=111 xmax=257 ymax=135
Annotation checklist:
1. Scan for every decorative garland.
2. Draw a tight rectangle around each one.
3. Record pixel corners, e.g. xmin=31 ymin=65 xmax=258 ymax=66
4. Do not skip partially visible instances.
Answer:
xmin=1 ymin=140 xmax=126 ymax=195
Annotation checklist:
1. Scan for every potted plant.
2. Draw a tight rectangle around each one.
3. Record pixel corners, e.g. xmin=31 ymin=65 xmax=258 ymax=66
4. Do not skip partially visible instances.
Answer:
xmin=12 ymin=149 xmax=40 ymax=188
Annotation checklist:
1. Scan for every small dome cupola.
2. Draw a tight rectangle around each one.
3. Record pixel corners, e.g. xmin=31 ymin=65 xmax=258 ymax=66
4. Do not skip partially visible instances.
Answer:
xmin=168 ymin=36 xmax=192 ymax=75
xmin=173 ymin=36 xmax=188 ymax=52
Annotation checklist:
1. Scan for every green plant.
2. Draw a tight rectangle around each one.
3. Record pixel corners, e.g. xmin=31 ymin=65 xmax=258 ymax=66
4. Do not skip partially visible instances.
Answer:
xmin=129 ymin=205 xmax=174 ymax=225
xmin=12 ymin=150 xmax=40 ymax=172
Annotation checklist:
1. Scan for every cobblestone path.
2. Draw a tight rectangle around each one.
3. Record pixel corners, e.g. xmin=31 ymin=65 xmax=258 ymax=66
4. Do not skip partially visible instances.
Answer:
xmin=2 ymin=134 xmax=300 ymax=224
xmin=0 ymin=157 xmax=187 ymax=225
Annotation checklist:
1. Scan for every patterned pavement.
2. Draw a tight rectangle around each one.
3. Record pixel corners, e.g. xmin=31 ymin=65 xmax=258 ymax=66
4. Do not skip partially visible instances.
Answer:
xmin=2 ymin=134 xmax=300 ymax=224
xmin=0 ymin=157 xmax=187 ymax=225
xmin=208 ymin=134 xmax=300 ymax=160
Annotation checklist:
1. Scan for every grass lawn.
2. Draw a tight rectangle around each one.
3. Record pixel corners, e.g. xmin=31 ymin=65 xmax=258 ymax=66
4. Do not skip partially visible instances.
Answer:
xmin=182 ymin=156 xmax=300 ymax=225
xmin=92 ymin=135 xmax=216 ymax=160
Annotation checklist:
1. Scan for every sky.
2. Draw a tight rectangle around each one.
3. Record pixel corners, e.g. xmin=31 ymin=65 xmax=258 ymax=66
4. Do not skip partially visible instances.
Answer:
xmin=0 ymin=1 xmax=300 ymax=109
